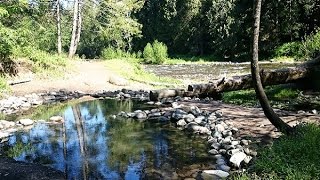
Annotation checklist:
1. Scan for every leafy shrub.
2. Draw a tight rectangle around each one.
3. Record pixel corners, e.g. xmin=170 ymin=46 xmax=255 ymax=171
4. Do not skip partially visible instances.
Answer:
xmin=152 ymin=40 xmax=168 ymax=64
xmin=274 ymin=42 xmax=303 ymax=58
xmin=0 ymin=26 xmax=15 ymax=61
xmin=142 ymin=43 xmax=154 ymax=64
xmin=102 ymin=47 xmax=118 ymax=59
xmin=143 ymin=40 xmax=168 ymax=64
xmin=301 ymin=28 xmax=320 ymax=59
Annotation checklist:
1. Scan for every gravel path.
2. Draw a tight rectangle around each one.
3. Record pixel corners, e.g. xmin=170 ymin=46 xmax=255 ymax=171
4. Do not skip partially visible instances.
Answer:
xmin=10 ymin=60 xmax=152 ymax=95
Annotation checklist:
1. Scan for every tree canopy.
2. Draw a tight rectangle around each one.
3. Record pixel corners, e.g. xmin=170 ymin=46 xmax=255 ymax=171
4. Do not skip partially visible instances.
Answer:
xmin=0 ymin=0 xmax=319 ymax=60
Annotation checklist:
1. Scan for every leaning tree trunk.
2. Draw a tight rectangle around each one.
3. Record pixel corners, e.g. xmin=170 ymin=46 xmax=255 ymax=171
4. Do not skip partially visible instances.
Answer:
xmin=73 ymin=0 xmax=82 ymax=56
xmin=251 ymin=0 xmax=293 ymax=134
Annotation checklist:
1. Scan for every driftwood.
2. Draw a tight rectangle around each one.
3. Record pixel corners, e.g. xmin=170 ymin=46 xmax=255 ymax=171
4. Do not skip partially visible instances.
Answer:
xmin=8 ymin=78 xmax=32 ymax=85
xmin=149 ymin=57 xmax=320 ymax=101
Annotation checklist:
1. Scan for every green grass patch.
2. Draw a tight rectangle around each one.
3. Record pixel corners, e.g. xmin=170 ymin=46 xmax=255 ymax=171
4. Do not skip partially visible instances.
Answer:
xmin=222 ymin=85 xmax=300 ymax=110
xmin=254 ymin=124 xmax=320 ymax=179
xmin=103 ymin=58 xmax=182 ymax=87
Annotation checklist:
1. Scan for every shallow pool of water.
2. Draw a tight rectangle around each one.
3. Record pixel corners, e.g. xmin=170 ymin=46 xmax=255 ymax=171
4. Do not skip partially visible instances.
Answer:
xmin=1 ymin=99 xmax=214 ymax=179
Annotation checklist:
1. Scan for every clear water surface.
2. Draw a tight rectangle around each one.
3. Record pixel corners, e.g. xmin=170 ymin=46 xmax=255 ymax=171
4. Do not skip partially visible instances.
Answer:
xmin=1 ymin=99 xmax=214 ymax=179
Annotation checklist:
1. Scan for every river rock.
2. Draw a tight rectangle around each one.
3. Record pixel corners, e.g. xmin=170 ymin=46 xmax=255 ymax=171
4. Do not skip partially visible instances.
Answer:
xmin=194 ymin=116 xmax=205 ymax=124
xmin=215 ymin=124 xmax=225 ymax=133
xmin=135 ymin=111 xmax=147 ymax=119
xmin=208 ymin=149 xmax=219 ymax=155
xmin=177 ymin=119 xmax=187 ymax=127
xmin=241 ymin=139 xmax=249 ymax=146
xmin=0 ymin=120 xmax=15 ymax=129
xmin=202 ymin=170 xmax=229 ymax=178
xmin=217 ymin=165 xmax=231 ymax=172
xmin=172 ymin=109 xmax=187 ymax=120
xmin=215 ymin=111 xmax=223 ymax=118
xmin=18 ymin=119 xmax=34 ymax=126
xmin=49 ymin=116 xmax=64 ymax=122
xmin=229 ymin=151 xmax=247 ymax=167
xmin=184 ymin=114 xmax=195 ymax=123
xmin=243 ymin=155 xmax=252 ymax=164
xmin=186 ymin=122 xmax=201 ymax=132
xmin=211 ymin=143 xmax=221 ymax=150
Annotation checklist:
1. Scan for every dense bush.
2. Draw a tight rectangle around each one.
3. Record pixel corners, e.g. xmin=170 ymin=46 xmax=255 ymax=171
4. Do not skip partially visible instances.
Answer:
xmin=101 ymin=47 xmax=139 ymax=60
xmin=302 ymin=28 xmax=320 ymax=59
xmin=142 ymin=40 xmax=168 ymax=64
xmin=274 ymin=42 xmax=303 ymax=58
xmin=142 ymin=43 xmax=154 ymax=63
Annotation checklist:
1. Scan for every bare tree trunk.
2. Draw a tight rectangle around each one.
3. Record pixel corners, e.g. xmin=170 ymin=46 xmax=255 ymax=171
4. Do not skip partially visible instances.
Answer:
xmin=68 ymin=0 xmax=79 ymax=58
xmin=56 ymin=0 xmax=62 ymax=55
xmin=73 ymin=0 xmax=82 ymax=56
xmin=251 ymin=0 xmax=293 ymax=134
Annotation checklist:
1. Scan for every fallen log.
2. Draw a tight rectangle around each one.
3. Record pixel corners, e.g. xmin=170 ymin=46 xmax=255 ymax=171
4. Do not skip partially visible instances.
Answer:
xmin=150 ymin=89 xmax=185 ymax=101
xmin=149 ymin=56 xmax=320 ymax=100
xmin=188 ymin=66 xmax=310 ymax=96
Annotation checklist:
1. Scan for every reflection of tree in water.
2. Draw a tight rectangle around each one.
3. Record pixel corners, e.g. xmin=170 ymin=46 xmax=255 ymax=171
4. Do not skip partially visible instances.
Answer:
xmin=2 ymin=99 xmax=213 ymax=179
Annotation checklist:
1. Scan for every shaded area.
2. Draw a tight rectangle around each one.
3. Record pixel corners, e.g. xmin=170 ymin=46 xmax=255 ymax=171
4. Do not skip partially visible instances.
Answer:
xmin=0 ymin=99 xmax=214 ymax=179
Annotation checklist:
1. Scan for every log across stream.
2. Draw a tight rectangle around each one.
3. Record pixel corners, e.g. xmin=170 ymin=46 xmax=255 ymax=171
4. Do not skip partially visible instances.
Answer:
xmin=150 ymin=57 xmax=320 ymax=101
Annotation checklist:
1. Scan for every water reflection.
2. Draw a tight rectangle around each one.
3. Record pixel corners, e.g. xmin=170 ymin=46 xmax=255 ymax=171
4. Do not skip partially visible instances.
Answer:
xmin=2 ymin=99 xmax=213 ymax=179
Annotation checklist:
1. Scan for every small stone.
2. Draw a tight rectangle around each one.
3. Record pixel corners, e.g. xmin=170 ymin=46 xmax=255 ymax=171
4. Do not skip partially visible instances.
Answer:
xmin=215 ymin=124 xmax=225 ymax=133
xmin=227 ymin=149 xmax=241 ymax=156
xmin=202 ymin=170 xmax=229 ymax=178
xmin=135 ymin=112 xmax=147 ymax=119
xmin=146 ymin=101 xmax=155 ymax=105
xmin=215 ymin=111 xmax=223 ymax=118
xmin=219 ymin=149 xmax=227 ymax=154
xmin=231 ymin=141 xmax=240 ymax=146
xmin=311 ymin=109 xmax=318 ymax=114
xmin=241 ymin=139 xmax=249 ymax=146
xmin=177 ymin=119 xmax=187 ymax=127
xmin=208 ymin=149 xmax=219 ymax=155
xmin=211 ymin=143 xmax=221 ymax=150
xmin=123 ymin=94 xmax=131 ymax=98
xmin=110 ymin=115 xmax=117 ymax=119
xmin=199 ymin=127 xmax=211 ymax=135
xmin=0 ymin=132 xmax=10 ymax=139
xmin=217 ymin=165 xmax=231 ymax=172
xmin=222 ymin=130 xmax=232 ymax=137
xmin=207 ymin=137 xmax=217 ymax=144
xmin=243 ymin=155 xmax=252 ymax=164
xmin=222 ymin=136 xmax=232 ymax=144
xmin=250 ymin=151 xmax=258 ymax=157
xmin=229 ymin=152 xmax=247 ymax=167
xmin=18 ymin=119 xmax=34 ymax=126
xmin=0 ymin=120 xmax=15 ymax=129
xmin=184 ymin=114 xmax=195 ymax=123
xmin=49 ymin=116 xmax=64 ymax=122
xmin=194 ymin=116 xmax=205 ymax=124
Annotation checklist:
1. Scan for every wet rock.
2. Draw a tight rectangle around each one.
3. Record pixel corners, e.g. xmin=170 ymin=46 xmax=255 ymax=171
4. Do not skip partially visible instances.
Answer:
xmin=202 ymin=170 xmax=229 ymax=179
xmin=172 ymin=109 xmax=187 ymax=120
xmin=222 ymin=136 xmax=232 ymax=144
xmin=49 ymin=116 xmax=64 ymax=122
xmin=18 ymin=119 xmax=34 ymax=126
xmin=177 ymin=119 xmax=187 ymax=127
xmin=230 ymin=152 xmax=247 ymax=167
xmin=216 ymin=158 xmax=226 ymax=165
xmin=231 ymin=140 xmax=240 ymax=146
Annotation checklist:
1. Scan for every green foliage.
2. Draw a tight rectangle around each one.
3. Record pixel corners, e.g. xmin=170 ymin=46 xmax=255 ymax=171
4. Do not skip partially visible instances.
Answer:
xmin=142 ymin=43 xmax=154 ymax=64
xmin=142 ymin=41 xmax=168 ymax=64
xmin=274 ymin=42 xmax=303 ymax=59
xmin=301 ymin=28 xmax=320 ymax=59
xmin=0 ymin=25 xmax=15 ymax=61
xmin=101 ymin=47 xmax=139 ymax=60
xmin=253 ymin=124 xmax=320 ymax=179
